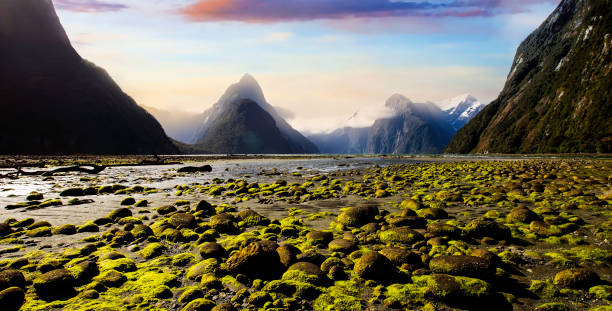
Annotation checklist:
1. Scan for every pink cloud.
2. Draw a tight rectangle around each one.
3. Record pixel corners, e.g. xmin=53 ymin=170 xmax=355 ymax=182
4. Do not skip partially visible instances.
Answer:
xmin=179 ymin=0 xmax=561 ymax=23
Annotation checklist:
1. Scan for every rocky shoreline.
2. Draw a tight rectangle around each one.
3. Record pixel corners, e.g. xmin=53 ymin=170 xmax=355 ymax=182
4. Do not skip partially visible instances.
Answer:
xmin=0 ymin=158 xmax=611 ymax=310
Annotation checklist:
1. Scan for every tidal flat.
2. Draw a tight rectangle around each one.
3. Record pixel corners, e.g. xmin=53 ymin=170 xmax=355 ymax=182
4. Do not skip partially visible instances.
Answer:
xmin=0 ymin=156 xmax=611 ymax=311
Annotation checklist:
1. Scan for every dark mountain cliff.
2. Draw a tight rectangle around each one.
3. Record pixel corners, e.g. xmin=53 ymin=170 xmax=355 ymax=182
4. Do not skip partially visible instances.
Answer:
xmin=445 ymin=0 xmax=612 ymax=154
xmin=0 ymin=0 xmax=177 ymax=155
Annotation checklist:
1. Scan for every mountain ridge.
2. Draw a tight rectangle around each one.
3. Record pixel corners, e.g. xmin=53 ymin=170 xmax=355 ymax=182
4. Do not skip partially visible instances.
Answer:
xmin=445 ymin=0 xmax=612 ymax=154
xmin=0 ymin=0 xmax=178 ymax=155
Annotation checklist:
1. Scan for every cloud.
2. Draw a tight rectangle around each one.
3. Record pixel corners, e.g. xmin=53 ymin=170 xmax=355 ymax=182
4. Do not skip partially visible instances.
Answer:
xmin=179 ymin=0 xmax=560 ymax=23
xmin=53 ymin=0 xmax=128 ymax=12
xmin=261 ymin=32 xmax=293 ymax=43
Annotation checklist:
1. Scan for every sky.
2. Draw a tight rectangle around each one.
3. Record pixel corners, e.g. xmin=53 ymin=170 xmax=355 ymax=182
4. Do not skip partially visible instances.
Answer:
xmin=52 ymin=0 xmax=561 ymax=133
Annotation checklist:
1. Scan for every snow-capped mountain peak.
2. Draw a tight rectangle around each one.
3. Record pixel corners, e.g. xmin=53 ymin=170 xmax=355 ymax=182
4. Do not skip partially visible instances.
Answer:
xmin=436 ymin=94 xmax=485 ymax=130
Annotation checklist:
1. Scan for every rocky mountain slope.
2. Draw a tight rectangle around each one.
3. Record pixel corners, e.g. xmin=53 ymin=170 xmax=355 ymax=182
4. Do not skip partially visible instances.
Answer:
xmin=309 ymin=94 xmax=474 ymax=154
xmin=365 ymin=95 xmax=456 ymax=154
xmin=0 ymin=0 xmax=178 ymax=155
xmin=192 ymin=75 xmax=318 ymax=154
xmin=445 ymin=0 xmax=612 ymax=153
xmin=436 ymin=94 xmax=485 ymax=131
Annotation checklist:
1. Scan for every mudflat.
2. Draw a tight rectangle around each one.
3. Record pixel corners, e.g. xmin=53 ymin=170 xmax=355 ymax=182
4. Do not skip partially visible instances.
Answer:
xmin=0 ymin=156 xmax=610 ymax=310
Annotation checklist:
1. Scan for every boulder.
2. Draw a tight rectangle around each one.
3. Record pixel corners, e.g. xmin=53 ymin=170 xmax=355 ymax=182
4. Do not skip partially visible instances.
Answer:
xmin=429 ymin=255 xmax=495 ymax=278
xmin=306 ymin=230 xmax=333 ymax=246
xmin=388 ymin=216 xmax=426 ymax=228
xmin=553 ymin=268 xmax=599 ymax=289
xmin=328 ymin=239 xmax=357 ymax=253
xmin=0 ymin=287 xmax=25 ymax=311
xmin=277 ymin=244 xmax=301 ymax=267
xmin=427 ymin=223 xmax=461 ymax=238
xmin=225 ymin=240 xmax=283 ymax=280
xmin=199 ymin=242 xmax=226 ymax=259
xmin=337 ymin=205 xmax=379 ymax=227
xmin=418 ymin=208 xmax=448 ymax=220
xmin=380 ymin=247 xmax=423 ymax=268
xmin=169 ymin=213 xmax=197 ymax=229
xmin=107 ymin=208 xmax=132 ymax=221
xmin=210 ymin=213 xmax=238 ymax=234
xmin=464 ymin=220 xmax=511 ymax=241
xmin=33 ymin=268 xmax=76 ymax=300
xmin=506 ymin=207 xmax=539 ymax=223
xmin=378 ymin=227 xmax=424 ymax=245
xmin=0 ymin=269 xmax=26 ymax=291
xmin=354 ymin=252 xmax=396 ymax=280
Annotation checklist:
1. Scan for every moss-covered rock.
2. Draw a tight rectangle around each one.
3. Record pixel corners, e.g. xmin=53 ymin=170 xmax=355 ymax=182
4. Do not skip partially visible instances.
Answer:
xmin=337 ymin=205 xmax=379 ymax=227
xmin=553 ymin=268 xmax=599 ymax=289
xmin=427 ymin=223 xmax=461 ymax=238
xmin=181 ymin=298 xmax=216 ymax=311
xmin=169 ymin=213 xmax=197 ymax=229
xmin=429 ymin=255 xmax=494 ymax=278
xmin=535 ymin=302 xmax=570 ymax=311
xmin=354 ymin=252 xmax=396 ymax=280
xmin=26 ymin=226 xmax=52 ymax=237
xmin=107 ymin=207 xmax=132 ymax=221
xmin=0 ymin=223 xmax=13 ymax=237
xmin=199 ymin=242 xmax=226 ymax=259
xmin=0 ymin=269 xmax=26 ymax=291
xmin=195 ymin=200 xmax=215 ymax=215
xmin=225 ymin=240 xmax=284 ymax=280
xmin=328 ymin=238 xmax=357 ymax=253
xmin=139 ymin=242 xmax=167 ymax=259
xmin=418 ymin=208 xmax=448 ymax=220
xmin=131 ymin=224 xmax=154 ymax=239
xmin=157 ymin=205 xmax=177 ymax=215
xmin=399 ymin=199 xmax=422 ymax=210
xmin=420 ymin=274 xmax=492 ymax=303
xmin=306 ymin=230 xmax=333 ymax=246
xmin=0 ymin=287 xmax=25 ymax=311
xmin=464 ymin=220 xmax=511 ymax=241
xmin=186 ymin=258 xmax=218 ymax=281
xmin=237 ymin=209 xmax=270 ymax=227
xmin=378 ymin=227 xmax=424 ymax=245
xmin=277 ymin=244 xmax=300 ymax=268
xmin=380 ymin=247 xmax=423 ymax=268
xmin=120 ymin=197 xmax=136 ymax=206
xmin=96 ymin=270 xmax=127 ymax=287
xmin=506 ymin=207 xmax=539 ymax=223
xmin=52 ymin=224 xmax=77 ymax=235
xmin=210 ymin=213 xmax=239 ymax=234
xmin=33 ymin=268 xmax=76 ymax=300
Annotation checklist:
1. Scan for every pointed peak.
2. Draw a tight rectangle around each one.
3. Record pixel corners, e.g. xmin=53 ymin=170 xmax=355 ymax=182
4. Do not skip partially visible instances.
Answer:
xmin=239 ymin=73 xmax=258 ymax=84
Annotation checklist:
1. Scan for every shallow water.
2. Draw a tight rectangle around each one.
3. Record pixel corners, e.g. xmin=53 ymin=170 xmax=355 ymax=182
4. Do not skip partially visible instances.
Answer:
xmin=0 ymin=157 xmax=421 ymax=224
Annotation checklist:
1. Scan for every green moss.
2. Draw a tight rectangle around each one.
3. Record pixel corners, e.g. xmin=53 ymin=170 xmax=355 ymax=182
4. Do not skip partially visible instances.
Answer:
xmin=120 ymin=197 xmax=136 ymax=206
xmin=139 ymin=243 xmax=167 ymax=259
xmin=384 ymin=283 xmax=426 ymax=307
xmin=171 ymin=253 xmax=197 ymax=267
xmin=99 ymin=258 xmax=137 ymax=272
xmin=313 ymin=281 xmax=364 ymax=311
xmin=185 ymin=258 xmax=218 ymax=281
xmin=535 ymin=302 xmax=570 ymax=311
xmin=529 ymin=280 xmax=561 ymax=298
xmin=589 ymin=285 xmax=612 ymax=301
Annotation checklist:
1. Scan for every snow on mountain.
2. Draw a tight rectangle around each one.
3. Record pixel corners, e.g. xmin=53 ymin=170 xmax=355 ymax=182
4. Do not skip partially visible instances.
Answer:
xmin=436 ymin=94 xmax=486 ymax=130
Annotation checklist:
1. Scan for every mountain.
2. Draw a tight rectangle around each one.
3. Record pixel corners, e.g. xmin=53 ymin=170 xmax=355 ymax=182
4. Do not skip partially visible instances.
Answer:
xmin=308 ymin=127 xmax=370 ymax=154
xmin=309 ymin=94 xmax=459 ymax=154
xmin=192 ymin=75 xmax=319 ymax=154
xmin=436 ymin=94 xmax=486 ymax=131
xmin=143 ymin=106 xmax=202 ymax=143
xmin=365 ymin=94 xmax=456 ymax=154
xmin=0 ymin=0 xmax=177 ymax=155
xmin=445 ymin=0 xmax=612 ymax=154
